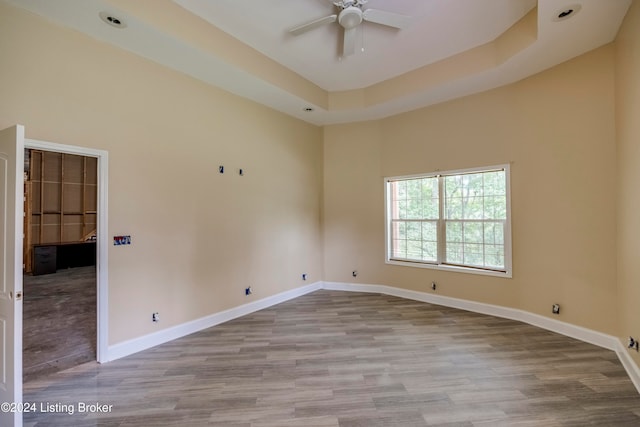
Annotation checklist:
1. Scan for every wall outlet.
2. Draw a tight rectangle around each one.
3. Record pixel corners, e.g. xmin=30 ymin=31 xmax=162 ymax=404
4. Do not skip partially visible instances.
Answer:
xmin=152 ymin=312 xmax=159 ymax=322
xmin=352 ymin=270 xmax=358 ymax=277
xmin=302 ymin=273 xmax=307 ymax=281
xmin=431 ymin=282 xmax=437 ymax=291
xmin=552 ymin=304 xmax=560 ymax=315
xmin=629 ymin=337 xmax=639 ymax=351
xmin=245 ymin=286 xmax=252 ymax=296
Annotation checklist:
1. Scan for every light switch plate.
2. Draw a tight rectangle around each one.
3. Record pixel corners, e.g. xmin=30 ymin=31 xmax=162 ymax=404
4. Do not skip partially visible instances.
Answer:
xmin=114 ymin=235 xmax=131 ymax=245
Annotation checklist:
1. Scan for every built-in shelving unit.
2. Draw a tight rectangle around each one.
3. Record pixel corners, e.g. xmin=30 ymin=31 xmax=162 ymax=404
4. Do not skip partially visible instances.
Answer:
xmin=24 ymin=150 xmax=97 ymax=273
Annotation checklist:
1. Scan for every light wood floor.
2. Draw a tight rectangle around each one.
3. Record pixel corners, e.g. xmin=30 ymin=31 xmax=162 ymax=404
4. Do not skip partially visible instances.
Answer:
xmin=23 ymin=290 xmax=640 ymax=426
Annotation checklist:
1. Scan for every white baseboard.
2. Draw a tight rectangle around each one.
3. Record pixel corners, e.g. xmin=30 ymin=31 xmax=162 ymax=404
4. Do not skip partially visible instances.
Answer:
xmin=615 ymin=340 xmax=640 ymax=394
xmin=322 ymin=281 xmax=640 ymax=394
xmin=107 ymin=281 xmax=322 ymax=361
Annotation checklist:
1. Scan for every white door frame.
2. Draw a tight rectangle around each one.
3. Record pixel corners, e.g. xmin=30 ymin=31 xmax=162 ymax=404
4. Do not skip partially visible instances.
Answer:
xmin=25 ymin=139 xmax=109 ymax=363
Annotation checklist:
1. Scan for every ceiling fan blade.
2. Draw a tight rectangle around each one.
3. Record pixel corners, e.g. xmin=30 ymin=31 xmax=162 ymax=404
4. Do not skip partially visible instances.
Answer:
xmin=363 ymin=8 xmax=411 ymax=29
xmin=343 ymin=27 xmax=357 ymax=56
xmin=289 ymin=14 xmax=337 ymax=36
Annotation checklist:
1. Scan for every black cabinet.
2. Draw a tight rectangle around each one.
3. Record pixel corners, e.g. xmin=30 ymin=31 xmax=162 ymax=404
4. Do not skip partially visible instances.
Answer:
xmin=32 ymin=245 xmax=57 ymax=276
xmin=31 ymin=242 xmax=96 ymax=275
xmin=57 ymin=242 xmax=96 ymax=269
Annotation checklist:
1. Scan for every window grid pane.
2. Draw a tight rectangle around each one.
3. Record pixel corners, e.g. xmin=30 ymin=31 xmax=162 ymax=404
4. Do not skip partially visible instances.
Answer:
xmin=444 ymin=220 xmax=505 ymax=269
xmin=390 ymin=220 xmax=438 ymax=262
xmin=390 ymin=177 xmax=439 ymax=221
xmin=444 ymin=171 xmax=506 ymax=220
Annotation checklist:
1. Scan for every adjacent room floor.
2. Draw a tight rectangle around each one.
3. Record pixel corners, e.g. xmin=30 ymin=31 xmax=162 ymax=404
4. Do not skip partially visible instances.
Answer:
xmin=23 ymin=290 xmax=640 ymax=426
xmin=23 ymin=266 xmax=97 ymax=382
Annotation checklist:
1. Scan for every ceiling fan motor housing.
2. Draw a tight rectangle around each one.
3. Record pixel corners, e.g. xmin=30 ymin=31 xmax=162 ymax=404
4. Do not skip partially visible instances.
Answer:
xmin=339 ymin=6 xmax=363 ymax=29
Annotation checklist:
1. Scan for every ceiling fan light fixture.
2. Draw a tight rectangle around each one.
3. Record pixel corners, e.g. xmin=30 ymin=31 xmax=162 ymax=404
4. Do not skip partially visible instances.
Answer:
xmin=339 ymin=6 xmax=363 ymax=29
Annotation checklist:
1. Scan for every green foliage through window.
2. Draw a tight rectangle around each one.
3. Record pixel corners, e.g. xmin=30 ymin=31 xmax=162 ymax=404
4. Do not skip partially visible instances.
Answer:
xmin=386 ymin=166 xmax=510 ymax=275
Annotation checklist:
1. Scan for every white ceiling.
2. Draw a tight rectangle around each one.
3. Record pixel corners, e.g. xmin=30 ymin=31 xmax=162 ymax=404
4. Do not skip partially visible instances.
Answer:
xmin=4 ymin=0 xmax=633 ymax=125
xmin=174 ymin=0 xmax=537 ymax=91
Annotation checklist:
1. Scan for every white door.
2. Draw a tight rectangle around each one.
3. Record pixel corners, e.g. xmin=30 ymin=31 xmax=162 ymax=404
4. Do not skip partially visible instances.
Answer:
xmin=0 ymin=125 xmax=24 ymax=427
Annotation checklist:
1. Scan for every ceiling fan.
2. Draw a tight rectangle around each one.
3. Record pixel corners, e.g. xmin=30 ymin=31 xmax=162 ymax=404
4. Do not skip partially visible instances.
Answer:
xmin=288 ymin=0 xmax=411 ymax=57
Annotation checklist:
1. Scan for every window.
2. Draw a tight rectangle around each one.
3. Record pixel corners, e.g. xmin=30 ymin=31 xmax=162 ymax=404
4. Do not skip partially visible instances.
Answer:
xmin=385 ymin=164 xmax=511 ymax=277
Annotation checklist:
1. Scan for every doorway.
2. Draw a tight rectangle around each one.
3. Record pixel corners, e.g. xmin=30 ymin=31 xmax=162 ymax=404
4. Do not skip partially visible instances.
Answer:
xmin=23 ymin=138 xmax=109 ymax=372
xmin=22 ymin=149 xmax=98 ymax=381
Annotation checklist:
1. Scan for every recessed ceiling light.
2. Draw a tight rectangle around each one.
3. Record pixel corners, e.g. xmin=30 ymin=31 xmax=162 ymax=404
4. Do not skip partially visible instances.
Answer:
xmin=558 ymin=9 xmax=573 ymax=18
xmin=99 ymin=11 xmax=127 ymax=29
xmin=553 ymin=4 xmax=582 ymax=22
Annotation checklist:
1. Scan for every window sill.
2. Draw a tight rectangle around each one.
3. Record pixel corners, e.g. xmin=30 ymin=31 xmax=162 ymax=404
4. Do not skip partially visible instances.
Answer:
xmin=386 ymin=259 xmax=512 ymax=278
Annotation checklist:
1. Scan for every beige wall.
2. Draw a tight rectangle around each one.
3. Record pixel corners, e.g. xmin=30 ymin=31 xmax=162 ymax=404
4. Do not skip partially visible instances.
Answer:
xmin=616 ymin=0 xmax=640 ymax=367
xmin=1 ymin=0 xmax=638 ymax=375
xmin=324 ymin=45 xmax=619 ymax=334
xmin=0 ymin=3 xmax=324 ymax=344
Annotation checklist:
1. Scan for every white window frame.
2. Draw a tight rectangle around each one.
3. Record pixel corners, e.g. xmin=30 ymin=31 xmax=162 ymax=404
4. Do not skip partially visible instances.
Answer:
xmin=384 ymin=164 xmax=512 ymax=278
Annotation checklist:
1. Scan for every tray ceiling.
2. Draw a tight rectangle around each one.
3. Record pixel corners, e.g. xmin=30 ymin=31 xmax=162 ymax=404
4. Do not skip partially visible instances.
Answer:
xmin=4 ymin=0 xmax=632 ymax=125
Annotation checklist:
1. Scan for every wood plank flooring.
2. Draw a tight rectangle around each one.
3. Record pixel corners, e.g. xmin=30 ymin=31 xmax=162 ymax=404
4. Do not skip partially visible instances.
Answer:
xmin=23 ymin=266 xmax=97 ymax=382
xmin=23 ymin=290 xmax=640 ymax=426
